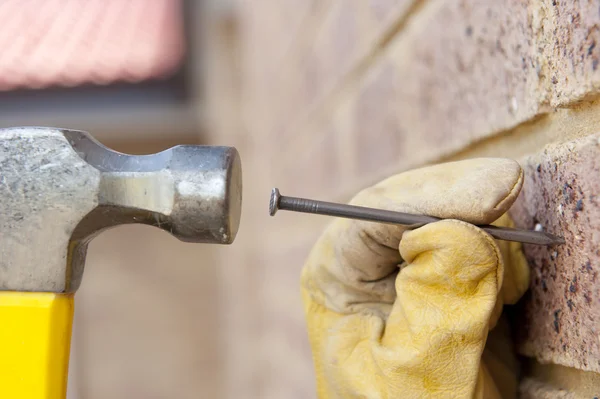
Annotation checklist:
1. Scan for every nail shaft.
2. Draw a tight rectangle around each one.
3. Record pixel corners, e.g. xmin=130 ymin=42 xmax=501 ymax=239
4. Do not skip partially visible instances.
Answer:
xmin=269 ymin=188 xmax=565 ymax=246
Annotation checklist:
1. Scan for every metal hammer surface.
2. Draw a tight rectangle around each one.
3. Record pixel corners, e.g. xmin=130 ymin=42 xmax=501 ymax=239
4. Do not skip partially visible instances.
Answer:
xmin=0 ymin=127 xmax=242 ymax=293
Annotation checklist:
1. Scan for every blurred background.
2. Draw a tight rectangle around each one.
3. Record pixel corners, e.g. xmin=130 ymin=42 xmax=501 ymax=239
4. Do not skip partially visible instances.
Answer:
xmin=3 ymin=0 xmax=600 ymax=397
xmin=0 ymin=0 xmax=318 ymax=397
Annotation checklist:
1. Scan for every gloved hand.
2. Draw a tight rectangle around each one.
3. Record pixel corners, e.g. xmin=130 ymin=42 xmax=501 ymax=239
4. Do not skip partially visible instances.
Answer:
xmin=301 ymin=158 xmax=530 ymax=399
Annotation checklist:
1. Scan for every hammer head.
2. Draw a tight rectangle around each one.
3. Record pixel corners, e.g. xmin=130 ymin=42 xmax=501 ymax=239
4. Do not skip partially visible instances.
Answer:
xmin=0 ymin=127 xmax=242 ymax=292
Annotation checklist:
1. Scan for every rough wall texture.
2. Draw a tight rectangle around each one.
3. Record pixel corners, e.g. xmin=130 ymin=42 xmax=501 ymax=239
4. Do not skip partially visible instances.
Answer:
xmin=71 ymin=225 xmax=223 ymax=399
xmin=511 ymin=135 xmax=600 ymax=373
xmin=204 ymin=0 xmax=600 ymax=397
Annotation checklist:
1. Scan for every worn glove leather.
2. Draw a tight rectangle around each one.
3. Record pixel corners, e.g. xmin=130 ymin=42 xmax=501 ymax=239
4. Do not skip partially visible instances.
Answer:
xmin=301 ymin=158 xmax=530 ymax=399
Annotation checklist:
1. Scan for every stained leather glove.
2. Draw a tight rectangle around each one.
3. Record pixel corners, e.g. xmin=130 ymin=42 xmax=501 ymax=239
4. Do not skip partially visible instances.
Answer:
xmin=301 ymin=158 xmax=530 ymax=399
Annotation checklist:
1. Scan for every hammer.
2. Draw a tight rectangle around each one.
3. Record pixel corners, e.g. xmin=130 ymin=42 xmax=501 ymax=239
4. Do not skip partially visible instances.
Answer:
xmin=0 ymin=127 xmax=242 ymax=398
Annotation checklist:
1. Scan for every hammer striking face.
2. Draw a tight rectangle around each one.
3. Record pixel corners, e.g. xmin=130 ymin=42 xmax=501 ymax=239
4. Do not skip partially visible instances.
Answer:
xmin=0 ymin=127 xmax=242 ymax=293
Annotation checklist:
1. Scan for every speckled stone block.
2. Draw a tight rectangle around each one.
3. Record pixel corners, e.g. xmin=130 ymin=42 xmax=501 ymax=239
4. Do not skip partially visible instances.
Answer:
xmin=510 ymin=134 xmax=600 ymax=372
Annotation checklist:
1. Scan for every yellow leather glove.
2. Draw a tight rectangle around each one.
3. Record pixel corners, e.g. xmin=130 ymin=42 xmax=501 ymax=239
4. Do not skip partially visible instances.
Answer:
xmin=301 ymin=158 xmax=530 ymax=399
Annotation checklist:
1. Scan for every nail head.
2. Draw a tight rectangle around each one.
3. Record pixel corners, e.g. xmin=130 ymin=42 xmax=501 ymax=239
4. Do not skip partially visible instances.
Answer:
xmin=269 ymin=188 xmax=281 ymax=216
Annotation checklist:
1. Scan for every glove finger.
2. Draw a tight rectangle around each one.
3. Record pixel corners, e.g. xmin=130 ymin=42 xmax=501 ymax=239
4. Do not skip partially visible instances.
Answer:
xmin=303 ymin=218 xmax=400 ymax=313
xmin=303 ymin=158 xmax=522 ymax=313
xmin=314 ymin=220 xmax=504 ymax=397
xmin=383 ymin=220 xmax=503 ymax=346
xmin=347 ymin=158 xmax=523 ymax=275
xmin=353 ymin=158 xmax=523 ymax=223
xmin=381 ymin=220 xmax=502 ymax=394
xmin=491 ymin=214 xmax=530 ymax=305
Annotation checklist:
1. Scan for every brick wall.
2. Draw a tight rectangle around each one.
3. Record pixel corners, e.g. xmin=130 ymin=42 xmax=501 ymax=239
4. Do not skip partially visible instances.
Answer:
xmin=71 ymin=225 xmax=223 ymax=399
xmin=205 ymin=0 xmax=600 ymax=397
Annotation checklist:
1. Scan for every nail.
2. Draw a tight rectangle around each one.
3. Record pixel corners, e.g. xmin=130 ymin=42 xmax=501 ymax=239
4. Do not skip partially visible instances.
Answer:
xmin=269 ymin=188 xmax=565 ymax=246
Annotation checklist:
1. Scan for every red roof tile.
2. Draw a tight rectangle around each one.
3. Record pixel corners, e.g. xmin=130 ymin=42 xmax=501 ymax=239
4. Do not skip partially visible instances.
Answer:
xmin=0 ymin=0 xmax=185 ymax=91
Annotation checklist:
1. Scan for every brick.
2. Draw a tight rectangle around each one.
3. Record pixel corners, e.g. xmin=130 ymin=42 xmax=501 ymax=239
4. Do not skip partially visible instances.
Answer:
xmin=253 ymin=245 xmax=317 ymax=399
xmin=275 ymin=121 xmax=342 ymax=197
xmin=294 ymin=46 xmax=328 ymax=121
xmin=510 ymin=134 xmax=600 ymax=372
xmin=270 ymin=0 xmax=600 ymax=183
xmin=248 ymin=0 xmax=304 ymax=66
xmin=270 ymin=1 xmax=364 ymax=141
xmin=366 ymin=0 xmax=403 ymax=23
xmin=280 ymin=0 xmax=600 ymax=184
xmin=239 ymin=0 xmax=312 ymax=129
xmin=353 ymin=62 xmax=405 ymax=176
xmin=370 ymin=0 xmax=538 ymax=149
xmin=393 ymin=0 xmax=539 ymax=135
xmin=537 ymin=0 xmax=600 ymax=106
xmin=278 ymin=0 xmax=315 ymax=42
xmin=76 ymin=226 xmax=223 ymax=398
xmin=519 ymin=378 xmax=575 ymax=399
xmin=316 ymin=0 xmax=415 ymax=97
xmin=255 ymin=309 xmax=315 ymax=399
xmin=271 ymin=0 xmax=415 ymax=147
xmin=318 ymin=1 xmax=363 ymax=89
xmin=217 ymin=249 xmax=266 ymax=399
xmin=279 ymin=0 xmax=542 ymax=181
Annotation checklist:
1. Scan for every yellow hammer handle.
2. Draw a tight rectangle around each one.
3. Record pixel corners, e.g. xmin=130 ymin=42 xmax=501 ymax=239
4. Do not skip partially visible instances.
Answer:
xmin=0 ymin=292 xmax=74 ymax=399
